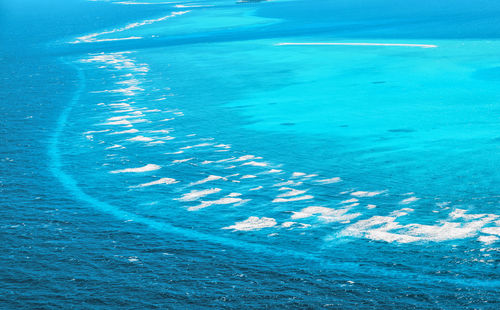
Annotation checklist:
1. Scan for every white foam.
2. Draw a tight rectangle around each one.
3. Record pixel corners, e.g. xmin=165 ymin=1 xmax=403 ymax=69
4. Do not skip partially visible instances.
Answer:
xmin=274 ymin=180 xmax=303 ymax=187
xmin=351 ymin=191 xmax=384 ymax=197
xmin=291 ymin=206 xmax=333 ymax=219
xmin=131 ymin=177 xmax=178 ymax=188
xmin=266 ymin=169 xmax=283 ymax=174
xmin=316 ymin=177 xmax=342 ymax=184
xmin=110 ymin=164 xmax=160 ymax=173
xmin=241 ymin=161 xmax=268 ymax=167
xmin=105 ymin=144 xmax=125 ymax=150
xmin=241 ymin=175 xmax=257 ymax=179
xmin=177 ymin=188 xmax=221 ymax=202
xmin=127 ymin=135 xmax=154 ymax=142
xmin=227 ymin=193 xmax=242 ymax=197
xmin=478 ymin=235 xmax=499 ymax=244
xmin=292 ymin=206 xmax=360 ymax=223
xmin=148 ymin=141 xmax=165 ymax=145
xmin=103 ymin=119 xmax=132 ymax=126
xmin=249 ymin=186 xmax=263 ymax=191
xmin=83 ymin=129 xmax=111 ymax=134
xmin=272 ymin=195 xmax=314 ymax=203
xmin=189 ymin=175 xmax=227 ymax=186
xmin=481 ymin=227 xmax=500 ymax=236
xmin=188 ymin=197 xmax=242 ymax=211
xmin=180 ymin=143 xmax=212 ymax=150
xmin=400 ymin=197 xmax=419 ymax=204
xmin=72 ymin=11 xmax=190 ymax=43
xmin=106 ymin=115 xmax=141 ymax=121
xmin=230 ymin=155 xmax=256 ymax=162
xmin=281 ymin=221 xmax=296 ymax=228
xmin=450 ymin=209 xmax=494 ymax=221
xmin=172 ymin=158 xmax=193 ymax=163
xmin=292 ymin=172 xmax=306 ymax=178
xmin=222 ymin=216 xmax=277 ymax=231
xmin=277 ymin=187 xmax=308 ymax=198
xmin=110 ymin=129 xmax=139 ymax=135
xmin=214 ymin=144 xmax=231 ymax=149
xmin=341 ymin=198 xmax=358 ymax=204
xmin=165 ymin=150 xmax=183 ymax=155
xmin=390 ymin=208 xmax=414 ymax=217
xmin=342 ymin=212 xmax=498 ymax=243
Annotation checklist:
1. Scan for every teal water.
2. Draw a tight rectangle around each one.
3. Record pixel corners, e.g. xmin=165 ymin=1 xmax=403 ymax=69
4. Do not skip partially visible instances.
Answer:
xmin=1 ymin=0 xmax=500 ymax=308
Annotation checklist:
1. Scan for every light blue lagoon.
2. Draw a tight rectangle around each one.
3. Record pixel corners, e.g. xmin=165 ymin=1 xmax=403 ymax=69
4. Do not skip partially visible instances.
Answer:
xmin=1 ymin=0 xmax=499 ymax=308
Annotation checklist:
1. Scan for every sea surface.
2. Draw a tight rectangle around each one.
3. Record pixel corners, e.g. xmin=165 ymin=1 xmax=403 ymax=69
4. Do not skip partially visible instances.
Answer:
xmin=1 ymin=0 xmax=500 ymax=308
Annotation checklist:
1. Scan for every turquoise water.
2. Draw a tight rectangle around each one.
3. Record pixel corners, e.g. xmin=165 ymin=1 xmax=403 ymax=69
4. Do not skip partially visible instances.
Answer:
xmin=1 ymin=0 xmax=500 ymax=308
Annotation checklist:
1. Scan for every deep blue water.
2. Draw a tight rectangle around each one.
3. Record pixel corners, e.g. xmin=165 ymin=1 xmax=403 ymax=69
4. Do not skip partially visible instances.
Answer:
xmin=1 ymin=0 xmax=500 ymax=308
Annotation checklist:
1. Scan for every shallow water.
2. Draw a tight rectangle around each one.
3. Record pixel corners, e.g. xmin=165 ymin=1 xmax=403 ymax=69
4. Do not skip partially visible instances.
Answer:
xmin=1 ymin=0 xmax=499 ymax=308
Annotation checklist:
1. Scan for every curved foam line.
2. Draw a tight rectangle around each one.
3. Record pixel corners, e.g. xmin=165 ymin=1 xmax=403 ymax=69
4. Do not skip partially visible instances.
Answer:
xmin=48 ymin=59 xmax=498 ymax=288
xmin=276 ymin=42 xmax=438 ymax=48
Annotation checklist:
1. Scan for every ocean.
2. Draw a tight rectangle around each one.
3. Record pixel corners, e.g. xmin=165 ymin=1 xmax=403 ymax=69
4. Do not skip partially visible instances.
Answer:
xmin=1 ymin=0 xmax=499 ymax=308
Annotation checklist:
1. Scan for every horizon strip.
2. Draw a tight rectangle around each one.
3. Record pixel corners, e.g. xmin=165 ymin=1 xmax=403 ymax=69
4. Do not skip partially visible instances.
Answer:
xmin=275 ymin=42 xmax=438 ymax=48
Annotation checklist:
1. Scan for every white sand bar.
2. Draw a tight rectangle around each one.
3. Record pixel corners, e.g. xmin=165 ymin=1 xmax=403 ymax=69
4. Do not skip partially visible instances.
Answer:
xmin=276 ymin=42 xmax=437 ymax=48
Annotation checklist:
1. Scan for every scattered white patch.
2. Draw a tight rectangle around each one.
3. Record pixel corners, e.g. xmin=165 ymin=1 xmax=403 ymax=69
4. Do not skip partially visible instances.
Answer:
xmin=249 ymin=186 xmax=263 ymax=191
xmin=341 ymin=198 xmax=358 ymax=204
xmin=231 ymin=155 xmax=256 ymax=162
xmin=84 ymin=129 xmax=111 ymax=134
xmin=189 ymin=175 xmax=227 ymax=186
xmin=104 ymin=119 xmax=132 ymax=126
xmin=189 ymin=197 xmax=243 ymax=211
xmin=450 ymin=209 xmax=494 ymax=221
xmin=367 ymin=204 xmax=377 ymax=209
xmin=277 ymin=187 xmax=308 ymax=198
xmin=110 ymin=128 xmax=139 ymax=135
xmin=241 ymin=161 xmax=268 ymax=167
xmin=281 ymin=222 xmax=296 ymax=228
xmin=241 ymin=175 xmax=257 ymax=179
xmin=400 ymin=197 xmax=419 ymax=204
xmin=127 ymin=135 xmax=153 ymax=142
xmin=390 ymin=208 xmax=414 ymax=217
xmin=481 ymin=227 xmax=500 ymax=235
xmin=274 ymin=180 xmax=303 ymax=187
xmin=180 ymin=143 xmax=212 ymax=150
xmin=110 ymin=164 xmax=160 ymax=173
xmin=292 ymin=206 xmax=360 ymax=223
xmin=222 ymin=216 xmax=277 ymax=231
xmin=351 ymin=191 xmax=384 ymax=198
xmin=172 ymin=158 xmax=193 ymax=163
xmin=292 ymin=172 xmax=306 ymax=178
xmin=214 ymin=144 xmax=231 ymax=149
xmin=131 ymin=177 xmax=178 ymax=188
xmin=341 ymin=212 xmax=498 ymax=243
xmin=227 ymin=193 xmax=242 ymax=197
xmin=272 ymin=195 xmax=314 ymax=203
xmin=148 ymin=141 xmax=165 ymax=145
xmin=478 ymin=235 xmax=498 ymax=244
xmin=177 ymin=188 xmax=221 ymax=202
xmin=105 ymin=144 xmax=125 ymax=150
xmin=316 ymin=177 xmax=342 ymax=184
